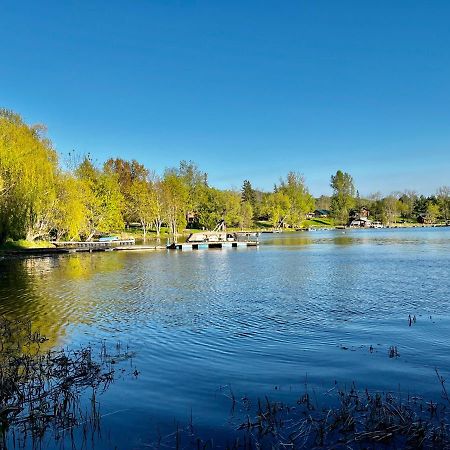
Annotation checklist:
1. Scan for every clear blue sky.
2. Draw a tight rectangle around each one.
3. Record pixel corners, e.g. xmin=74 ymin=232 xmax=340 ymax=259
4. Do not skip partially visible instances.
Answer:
xmin=1 ymin=1 xmax=449 ymax=196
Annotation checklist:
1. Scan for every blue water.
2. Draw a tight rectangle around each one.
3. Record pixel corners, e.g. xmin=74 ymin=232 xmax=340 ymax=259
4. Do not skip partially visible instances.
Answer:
xmin=1 ymin=227 xmax=450 ymax=448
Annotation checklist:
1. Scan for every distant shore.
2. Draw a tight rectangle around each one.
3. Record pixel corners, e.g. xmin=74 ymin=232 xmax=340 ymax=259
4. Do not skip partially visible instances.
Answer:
xmin=1 ymin=223 xmax=449 ymax=257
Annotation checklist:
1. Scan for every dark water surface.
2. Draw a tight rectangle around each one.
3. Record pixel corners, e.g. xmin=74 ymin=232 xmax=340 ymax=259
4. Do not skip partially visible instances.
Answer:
xmin=1 ymin=228 xmax=450 ymax=447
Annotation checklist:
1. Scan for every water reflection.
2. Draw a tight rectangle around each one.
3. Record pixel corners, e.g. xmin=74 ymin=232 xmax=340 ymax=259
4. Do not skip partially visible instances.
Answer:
xmin=0 ymin=254 xmax=126 ymax=345
xmin=262 ymin=228 xmax=450 ymax=249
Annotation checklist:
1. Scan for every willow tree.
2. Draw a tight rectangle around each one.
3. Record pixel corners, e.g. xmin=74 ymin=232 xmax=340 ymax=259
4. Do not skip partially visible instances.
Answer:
xmin=0 ymin=109 xmax=58 ymax=242
xmin=51 ymin=174 xmax=88 ymax=240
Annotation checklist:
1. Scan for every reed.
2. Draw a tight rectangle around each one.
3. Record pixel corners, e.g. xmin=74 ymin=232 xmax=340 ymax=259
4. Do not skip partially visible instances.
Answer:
xmin=0 ymin=316 xmax=133 ymax=449
xmin=154 ymin=378 xmax=450 ymax=449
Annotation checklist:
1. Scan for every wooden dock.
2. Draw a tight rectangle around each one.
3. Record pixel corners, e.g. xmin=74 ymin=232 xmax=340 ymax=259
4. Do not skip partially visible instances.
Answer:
xmin=168 ymin=241 xmax=258 ymax=250
xmin=2 ymin=238 xmax=258 ymax=257
xmin=2 ymin=239 xmax=163 ymax=256
xmin=53 ymin=239 xmax=136 ymax=249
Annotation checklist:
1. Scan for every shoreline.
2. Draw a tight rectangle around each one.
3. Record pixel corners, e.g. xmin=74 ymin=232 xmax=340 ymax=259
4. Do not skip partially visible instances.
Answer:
xmin=0 ymin=244 xmax=167 ymax=257
xmin=0 ymin=224 xmax=448 ymax=257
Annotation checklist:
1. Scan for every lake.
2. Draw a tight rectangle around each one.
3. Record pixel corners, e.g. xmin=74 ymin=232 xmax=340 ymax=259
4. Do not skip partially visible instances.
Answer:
xmin=1 ymin=227 xmax=450 ymax=448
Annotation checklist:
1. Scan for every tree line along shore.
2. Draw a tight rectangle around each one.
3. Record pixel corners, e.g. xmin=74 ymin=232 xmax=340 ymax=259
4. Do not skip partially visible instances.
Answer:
xmin=1 ymin=108 xmax=449 ymax=249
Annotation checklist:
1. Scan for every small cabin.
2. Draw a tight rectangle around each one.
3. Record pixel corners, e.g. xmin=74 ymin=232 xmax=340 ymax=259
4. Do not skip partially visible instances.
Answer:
xmin=417 ymin=214 xmax=432 ymax=224
xmin=349 ymin=217 xmax=372 ymax=228
xmin=349 ymin=207 xmax=369 ymax=220
xmin=314 ymin=209 xmax=331 ymax=218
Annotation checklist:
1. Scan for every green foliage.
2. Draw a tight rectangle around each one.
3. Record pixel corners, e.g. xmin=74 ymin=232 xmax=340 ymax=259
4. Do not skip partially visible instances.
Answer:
xmin=277 ymin=172 xmax=315 ymax=227
xmin=330 ymin=170 xmax=356 ymax=224
xmin=413 ymin=195 xmax=428 ymax=216
xmin=263 ymin=191 xmax=291 ymax=228
xmin=128 ymin=179 xmax=155 ymax=239
xmin=196 ymin=186 xmax=225 ymax=230
xmin=52 ymin=174 xmax=87 ymax=240
xmin=398 ymin=191 xmax=417 ymax=219
xmin=239 ymin=201 xmax=254 ymax=229
xmin=0 ymin=239 xmax=53 ymax=251
xmin=436 ymin=186 xmax=450 ymax=222
xmin=241 ymin=180 xmax=256 ymax=205
xmin=0 ymin=109 xmax=58 ymax=242
xmin=161 ymin=170 xmax=189 ymax=241
xmin=380 ymin=194 xmax=401 ymax=225
xmin=426 ymin=202 xmax=440 ymax=223
xmin=222 ymin=191 xmax=242 ymax=227
xmin=76 ymin=157 xmax=125 ymax=240
xmin=104 ymin=158 xmax=148 ymax=224
xmin=315 ymin=195 xmax=331 ymax=210
xmin=2 ymin=107 xmax=447 ymax=245
xmin=177 ymin=160 xmax=207 ymax=212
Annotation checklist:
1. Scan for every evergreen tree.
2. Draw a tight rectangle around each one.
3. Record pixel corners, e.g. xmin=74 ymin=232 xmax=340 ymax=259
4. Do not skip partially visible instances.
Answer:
xmin=241 ymin=180 xmax=256 ymax=205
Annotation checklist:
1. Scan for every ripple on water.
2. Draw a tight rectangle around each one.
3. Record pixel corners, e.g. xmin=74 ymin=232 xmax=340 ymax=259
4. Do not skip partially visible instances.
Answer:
xmin=1 ymin=228 xmax=450 ymax=447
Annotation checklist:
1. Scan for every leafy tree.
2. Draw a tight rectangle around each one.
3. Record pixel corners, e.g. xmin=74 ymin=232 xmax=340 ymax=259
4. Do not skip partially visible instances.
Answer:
xmin=239 ymin=201 xmax=253 ymax=230
xmin=51 ymin=174 xmax=88 ymax=240
xmin=366 ymin=192 xmax=383 ymax=221
xmin=399 ymin=190 xmax=417 ymax=220
xmin=177 ymin=160 xmax=207 ymax=213
xmin=315 ymin=195 xmax=331 ymax=210
xmin=104 ymin=158 xmax=148 ymax=224
xmin=426 ymin=202 xmax=440 ymax=224
xmin=436 ymin=186 xmax=450 ymax=222
xmin=381 ymin=194 xmax=401 ymax=225
xmin=241 ymin=180 xmax=256 ymax=205
xmin=4 ymin=107 xmax=450 ymax=245
xmin=278 ymin=172 xmax=315 ymax=227
xmin=413 ymin=195 xmax=428 ymax=217
xmin=128 ymin=179 xmax=155 ymax=240
xmin=196 ymin=186 xmax=225 ymax=230
xmin=0 ymin=109 xmax=58 ymax=242
xmin=161 ymin=171 xmax=189 ymax=242
xmin=222 ymin=191 xmax=242 ymax=227
xmin=330 ymin=170 xmax=355 ymax=224
xmin=148 ymin=175 xmax=165 ymax=237
xmin=76 ymin=157 xmax=124 ymax=240
xmin=263 ymin=192 xmax=291 ymax=228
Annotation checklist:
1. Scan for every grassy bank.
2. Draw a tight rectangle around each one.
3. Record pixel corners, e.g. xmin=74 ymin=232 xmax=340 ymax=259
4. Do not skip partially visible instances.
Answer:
xmin=0 ymin=239 xmax=54 ymax=252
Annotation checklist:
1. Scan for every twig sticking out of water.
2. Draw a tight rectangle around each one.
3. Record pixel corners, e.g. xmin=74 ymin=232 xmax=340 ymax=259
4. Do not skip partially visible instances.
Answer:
xmin=388 ymin=346 xmax=400 ymax=358
xmin=436 ymin=368 xmax=450 ymax=407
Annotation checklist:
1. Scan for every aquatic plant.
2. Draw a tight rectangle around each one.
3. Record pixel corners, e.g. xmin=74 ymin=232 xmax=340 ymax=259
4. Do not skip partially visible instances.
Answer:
xmin=0 ymin=316 xmax=133 ymax=449
xmin=152 ymin=379 xmax=450 ymax=449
